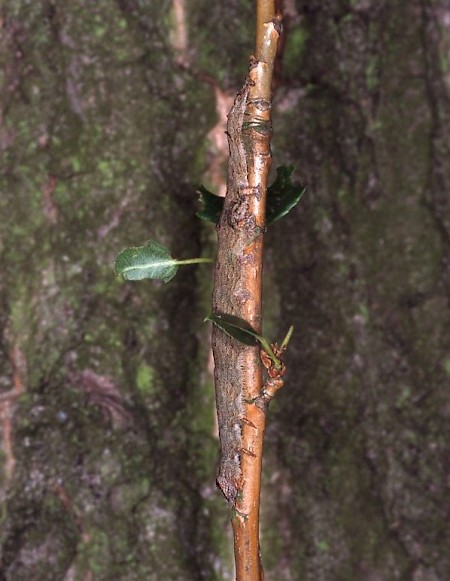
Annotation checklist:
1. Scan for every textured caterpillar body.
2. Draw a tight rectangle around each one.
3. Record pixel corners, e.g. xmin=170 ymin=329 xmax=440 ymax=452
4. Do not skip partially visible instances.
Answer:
xmin=211 ymin=330 xmax=245 ymax=501
xmin=211 ymin=83 xmax=252 ymax=502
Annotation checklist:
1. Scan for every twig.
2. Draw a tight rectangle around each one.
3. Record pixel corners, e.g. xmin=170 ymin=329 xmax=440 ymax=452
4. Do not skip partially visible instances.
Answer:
xmin=211 ymin=3 xmax=281 ymax=579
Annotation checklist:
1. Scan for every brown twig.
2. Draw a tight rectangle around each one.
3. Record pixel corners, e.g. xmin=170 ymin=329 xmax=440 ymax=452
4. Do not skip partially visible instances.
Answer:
xmin=211 ymin=3 xmax=281 ymax=579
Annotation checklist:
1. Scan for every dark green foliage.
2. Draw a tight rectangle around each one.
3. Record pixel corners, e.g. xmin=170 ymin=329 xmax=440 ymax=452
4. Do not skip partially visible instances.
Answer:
xmin=196 ymin=185 xmax=224 ymax=224
xmin=205 ymin=313 xmax=261 ymax=346
xmin=206 ymin=314 xmax=292 ymax=370
xmin=115 ymin=240 xmax=178 ymax=283
xmin=265 ymin=166 xmax=305 ymax=226
xmin=196 ymin=166 xmax=304 ymax=226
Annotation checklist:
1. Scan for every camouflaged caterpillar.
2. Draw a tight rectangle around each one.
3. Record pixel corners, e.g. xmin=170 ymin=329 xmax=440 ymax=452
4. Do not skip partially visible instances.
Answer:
xmin=211 ymin=81 xmax=253 ymax=503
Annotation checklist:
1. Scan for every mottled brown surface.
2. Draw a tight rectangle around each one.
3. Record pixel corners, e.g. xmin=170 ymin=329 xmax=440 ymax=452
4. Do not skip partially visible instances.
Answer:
xmin=211 ymin=84 xmax=251 ymax=503
xmin=263 ymin=1 xmax=450 ymax=579
xmin=0 ymin=0 xmax=449 ymax=580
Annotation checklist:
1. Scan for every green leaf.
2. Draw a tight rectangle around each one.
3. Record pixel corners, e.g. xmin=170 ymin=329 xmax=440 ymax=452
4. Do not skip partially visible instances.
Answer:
xmin=115 ymin=240 xmax=178 ymax=283
xmin=280 ymin=325 xmax=295 ymax=350
xmin=266 ymin=165 xmax=305 ymax=225
xmin=196 ymin=185 xmax=224 ymax=224
xmin=206 ymin=313 xmax=294 ymax=370
xmin=196 ymin=166 xmax=304 ymax=226
xmin=204 ymin=313 xmax=261 ymax=346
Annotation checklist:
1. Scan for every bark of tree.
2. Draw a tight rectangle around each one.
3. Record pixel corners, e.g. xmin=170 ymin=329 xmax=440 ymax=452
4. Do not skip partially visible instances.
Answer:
xmin=263 ymin=1 xmax=450 ymax=578
xmin=0 ymin=0 xmax=449 ymax=580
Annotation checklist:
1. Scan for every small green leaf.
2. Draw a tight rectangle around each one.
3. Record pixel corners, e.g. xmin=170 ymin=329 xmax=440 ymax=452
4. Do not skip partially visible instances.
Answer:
xmin=115 ymin=240 xmax=178 ymax=283
xmin=280 ymin=325 xmax=294 ymax=350
xmin=266 ymin=165 xmax=305 ymax=225
xmin=206 ymin=314 xmax=294 ymax=370
xmin=196 ymin=166 xmax=304 ymax=226
xmin=196 ymin=185 xmax=224 ymax=224
xmin=205 ymin=313 xmax=261 ymax=346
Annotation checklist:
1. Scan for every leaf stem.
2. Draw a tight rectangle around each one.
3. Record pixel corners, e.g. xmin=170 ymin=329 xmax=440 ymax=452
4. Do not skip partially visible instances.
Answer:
xmin=174 ymin=258 xmax=213 ymax=266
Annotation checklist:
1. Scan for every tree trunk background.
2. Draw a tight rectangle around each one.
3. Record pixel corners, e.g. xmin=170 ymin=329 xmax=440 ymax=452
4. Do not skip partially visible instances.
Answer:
xmin=0 ymin=1 xmax=449 ymax=580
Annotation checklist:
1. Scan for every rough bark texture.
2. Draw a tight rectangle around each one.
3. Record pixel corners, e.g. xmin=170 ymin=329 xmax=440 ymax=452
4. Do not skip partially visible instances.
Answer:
xmin=0 ymin=1 xmax=228 ymax=579
xmin=262 ymin=1 xmax=450 ymax=579
xmin=212 ymin=14 xmax=279 ymax=577
xmin=0 ymin=0 xmax=449 ymax=580
xmin=211 ymin=82 xmax=254 ymax=503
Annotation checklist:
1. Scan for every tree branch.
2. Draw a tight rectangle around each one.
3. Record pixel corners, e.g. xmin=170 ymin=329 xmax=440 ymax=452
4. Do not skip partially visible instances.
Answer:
xmin=211 ymin=4 xmax=281 ymax=580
